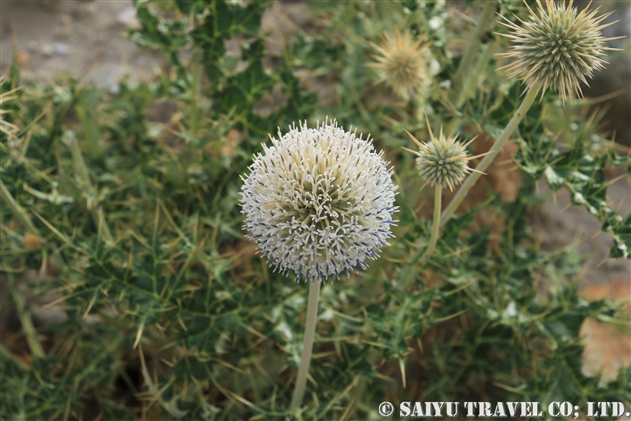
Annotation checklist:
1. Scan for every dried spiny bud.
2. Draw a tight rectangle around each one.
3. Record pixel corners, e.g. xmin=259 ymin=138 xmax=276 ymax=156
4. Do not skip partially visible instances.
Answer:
xmin=367 ymin=28 xmax=432 ymax=98
xmin=498 ymin=0 xmax=619 ymax=103
xmin=404 ymin=124 xmax=479 ymax=191
xmin=23 ymin=233 xmax=41 ymax=250
xmin=240 ymin=119 xmax=398 ymax=283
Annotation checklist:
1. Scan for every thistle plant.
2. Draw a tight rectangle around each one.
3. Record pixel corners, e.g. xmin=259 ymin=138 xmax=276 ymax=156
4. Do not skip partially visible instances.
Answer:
xmin=240 ymin=120 xmax=398 ymax=411
xmin=403 ymin=123 xmax=481 ymax=264
xmin=367 ymin=28 xmax=432 ymax=100
xmin=440 ymin=0 xmax=619 ymax=227
xmin=3 ymin=1 xmax=630 ymax=419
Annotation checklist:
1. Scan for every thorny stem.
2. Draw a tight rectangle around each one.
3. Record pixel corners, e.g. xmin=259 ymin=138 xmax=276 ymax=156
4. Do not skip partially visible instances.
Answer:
xmin=289 ymin=280 xmax=322 ymax=412
xmin=8 ymin=273 xmax=45 ymax=359
xmin=453 ymin=1 xmax=496 ymax=90
xmin=418 ymin=184 xmax=442 ymax=266
xmin=440 ymin=85 xmax=540 ymax=228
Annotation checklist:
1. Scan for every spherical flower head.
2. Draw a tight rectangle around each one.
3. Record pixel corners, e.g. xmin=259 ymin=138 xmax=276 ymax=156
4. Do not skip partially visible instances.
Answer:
xmin=403 ymin=124 xmax=477 ymax=191
xmin=240 ymin=119 xmax=399 ymax=283
xmin=367 ymin=28 xmax=432 ymax=98
xmin=498 ymin=0 xmax=619 ymax=103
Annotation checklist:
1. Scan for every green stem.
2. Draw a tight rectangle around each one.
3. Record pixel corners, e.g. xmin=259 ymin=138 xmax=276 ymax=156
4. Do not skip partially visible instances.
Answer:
xmin=67 ymin=135 xmax=113 ymax=243
xmin=1 ymin=179 xmax=39 ymax=235
xmin=289 ymin=280 xmax=322 ymax=412
xmin=453 ymin=1 xmax=496 ymax=90
xmin=456 ymin=40 xmax=495 ymax=109
xmin=190 ymin=51 xmax=202 ymax=136
xmin=419 ymin=184 xmax=442 ymax=266
xmin=8 ymin=273 xmax=44 ymax=359
xmin=440 ymin=86 xmax=540 ymax=228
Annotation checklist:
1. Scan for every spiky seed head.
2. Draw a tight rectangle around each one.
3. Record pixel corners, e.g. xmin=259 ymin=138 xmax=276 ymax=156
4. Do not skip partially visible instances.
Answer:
xmin=240 ymin=119 xmax=399 ymax=283
xmin=403 ymin=125 xmax=476 ymax=191
xmin=367 ymin=28 xmax=432 ymax=98
xmin=498 ymin=0 xmax=619 ymax=103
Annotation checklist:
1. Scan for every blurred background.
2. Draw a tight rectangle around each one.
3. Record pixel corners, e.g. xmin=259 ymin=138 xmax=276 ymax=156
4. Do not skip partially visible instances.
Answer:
xmin=2 ymin=1 xmax=629 ymax=146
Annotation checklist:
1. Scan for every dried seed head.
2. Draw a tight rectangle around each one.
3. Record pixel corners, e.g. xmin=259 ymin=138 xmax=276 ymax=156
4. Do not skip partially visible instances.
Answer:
xmin=404 ymin=124 xmax=478 ymax=191
xmin=240 ymin=119 xmax=398 ymax=283
xmin=498 ymin=0 xmax=619 ymax=103
xmin=367 ymin=28 xmax=432 ymax=98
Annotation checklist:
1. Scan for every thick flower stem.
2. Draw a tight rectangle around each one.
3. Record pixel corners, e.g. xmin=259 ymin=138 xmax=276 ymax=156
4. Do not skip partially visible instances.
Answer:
xmin=453 ymin=1 xmax=495 ymax=90
xmin=419 ymin=184 xmax=442 ymax=266
xmin=440 ymin=86 xmax=540 ymax=228
xmin=289 ymin=280 xmax=321 ymax=412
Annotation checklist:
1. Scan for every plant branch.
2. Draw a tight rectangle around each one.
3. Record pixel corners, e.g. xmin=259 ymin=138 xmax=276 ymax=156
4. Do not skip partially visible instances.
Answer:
xmin=453 ymin=1 xmax=496 ymax=91
xmin=440 ymin=85 xmax=540 ymax=228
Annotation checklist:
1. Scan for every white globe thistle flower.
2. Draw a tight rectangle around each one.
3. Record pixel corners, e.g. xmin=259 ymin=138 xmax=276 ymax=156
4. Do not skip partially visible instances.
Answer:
xmin=240 ymin=119 xmax=398 ymax=283
xmin=498 ymin=0 xmax=620 ymax=103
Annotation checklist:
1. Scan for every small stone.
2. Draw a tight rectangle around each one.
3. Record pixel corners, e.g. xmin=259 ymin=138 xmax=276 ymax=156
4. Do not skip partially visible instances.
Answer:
xmin=54 ymin=14 xmax=74 ymax=38
xmin=26 ymin=41 xmax=39 ymax=52
xmin=31 ymin=307 xmax=68 ymax=326
xmin=40 ymin=44 xmax=53 ymax=56
xmin=59 ymin=13 xmax=73 ymax=26
xmin=37 ymin=0 xmax=62 ymax=11
xmin=52 ymin=43 xmax=69 ymax=56
xmin=117 ymin=6 xmax=140 ymax=30
xmin=17 ymin=52 xmax=29 ymax=67
xmin=71 ymin=2 xmax=96 ymax=19
xmin=87 ymin=64 xmax=128 ymax=95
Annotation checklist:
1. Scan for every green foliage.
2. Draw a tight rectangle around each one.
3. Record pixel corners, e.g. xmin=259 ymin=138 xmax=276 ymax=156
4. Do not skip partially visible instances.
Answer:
xmin=1 ymin=1 xmax=629 ymax=420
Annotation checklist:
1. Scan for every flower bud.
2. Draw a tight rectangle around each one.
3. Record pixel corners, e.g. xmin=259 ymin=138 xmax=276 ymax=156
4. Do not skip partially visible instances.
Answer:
xmin=404 ymin=125 xmax=477 ymax=192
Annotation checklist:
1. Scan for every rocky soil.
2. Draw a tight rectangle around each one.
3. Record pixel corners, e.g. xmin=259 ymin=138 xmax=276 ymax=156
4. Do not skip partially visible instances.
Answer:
xmin=1 ymin=1 xmax=158 ymax=92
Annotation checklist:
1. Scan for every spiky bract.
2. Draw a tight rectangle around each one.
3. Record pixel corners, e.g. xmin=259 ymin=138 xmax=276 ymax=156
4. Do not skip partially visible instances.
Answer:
xmin=240 ymin=120 xmax=398 ymax=283
xmin=368 ymin=28 xmax=432 ymax=97
xmin=404 ymin=126 xmax=475 ymax=191
xmin=498 ymin=0 xmax=617 ymax=103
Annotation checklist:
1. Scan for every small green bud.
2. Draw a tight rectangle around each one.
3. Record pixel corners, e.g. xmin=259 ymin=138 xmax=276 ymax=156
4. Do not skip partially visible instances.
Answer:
xmin=403 ymin=122 xmax=480 ymax=191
